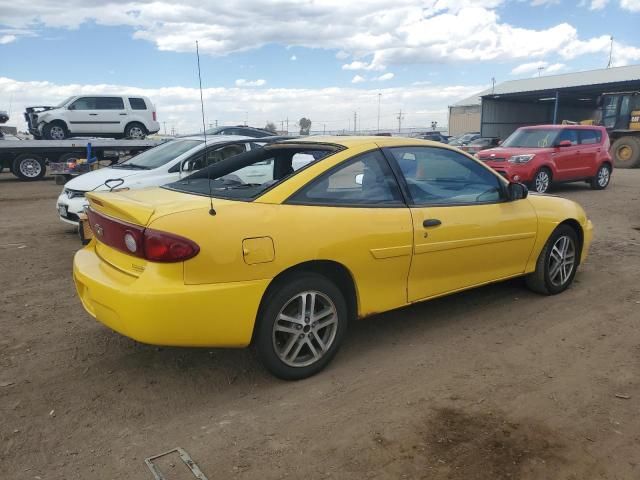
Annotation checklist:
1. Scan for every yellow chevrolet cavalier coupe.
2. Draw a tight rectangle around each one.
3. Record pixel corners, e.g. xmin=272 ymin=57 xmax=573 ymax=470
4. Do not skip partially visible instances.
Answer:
xmin=74 ymin=136 xmax=593 ymax=379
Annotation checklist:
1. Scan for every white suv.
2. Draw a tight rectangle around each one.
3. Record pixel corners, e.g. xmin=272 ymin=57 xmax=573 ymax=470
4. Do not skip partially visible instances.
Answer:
xmin=25 ymin=95 xmax=160 ymax=140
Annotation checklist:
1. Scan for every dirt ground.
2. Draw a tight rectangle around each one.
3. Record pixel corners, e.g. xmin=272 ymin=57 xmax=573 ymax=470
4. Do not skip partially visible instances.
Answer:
xmin=1 ymin=169 xmax=639 ymax=480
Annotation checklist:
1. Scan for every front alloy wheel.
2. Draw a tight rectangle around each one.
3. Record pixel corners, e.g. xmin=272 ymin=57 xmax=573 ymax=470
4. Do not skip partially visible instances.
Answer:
xmin=526 ymin=225 xmax=579 ymax=295
xmin=256 ymin=273 xmax=348 ymax=380
xmin=533 ymin=169 xmax=551 ymax=193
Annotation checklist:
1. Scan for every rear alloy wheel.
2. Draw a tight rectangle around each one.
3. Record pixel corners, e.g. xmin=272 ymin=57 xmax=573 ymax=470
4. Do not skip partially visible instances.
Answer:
xmin=12 ymin=154 xmax=46 ymax=181
xmin=532 ymin=168 xmax=551 ymax=193
xmin=256 ymin=273 xmax=348 ymax=380
xmin=590 ymin=164 xmax=611 ymax=190
xmin=525 ymin=225 xmax=579 ymax=295
xmin=124 ymin=122 xmax=147 ymax=139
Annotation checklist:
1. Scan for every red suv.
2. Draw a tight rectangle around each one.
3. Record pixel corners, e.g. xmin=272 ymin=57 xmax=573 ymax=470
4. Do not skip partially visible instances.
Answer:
xmin=476 ymin=125 xmax=612 ymax=193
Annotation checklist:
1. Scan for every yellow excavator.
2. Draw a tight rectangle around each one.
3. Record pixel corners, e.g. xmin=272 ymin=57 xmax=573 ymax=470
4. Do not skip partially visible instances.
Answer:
xmin=599 ymin=91 xmax=640 ymax=168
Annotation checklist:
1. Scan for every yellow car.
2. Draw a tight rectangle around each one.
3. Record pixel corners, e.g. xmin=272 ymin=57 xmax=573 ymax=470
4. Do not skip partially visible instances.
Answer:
xmin=73 ymin=136 xmax=593 ymax=379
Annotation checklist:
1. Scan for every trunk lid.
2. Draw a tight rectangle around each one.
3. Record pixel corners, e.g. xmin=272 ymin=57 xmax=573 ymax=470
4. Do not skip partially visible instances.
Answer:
xmin=85 ymin=187 xmax=213 ymax=276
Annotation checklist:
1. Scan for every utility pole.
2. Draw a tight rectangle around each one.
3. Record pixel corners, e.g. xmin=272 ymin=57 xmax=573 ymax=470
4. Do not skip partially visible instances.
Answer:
xmin=323 ymin=123 xmax=326 ymax=135
xmin=215 ymin=119 xmax=218 ymax=127
xmin=397 ymin=109 xmax=404 ymax=133
xmin=286 ymin=117 xmax=289 ymax=134
xmin=163 ymin=121 xmax=167 ymax=135
xmin=491 ymin=77 xmax=496 ymax=94
xmin=244 ymin=112 xmax=248 ymax=126
xmin=353 ymin=111 xmax=357 ymax=134
xmin=537 ymin=66 xmax=545 ymax=77
xmin=377 ymin=93 xmax=381 ymax=133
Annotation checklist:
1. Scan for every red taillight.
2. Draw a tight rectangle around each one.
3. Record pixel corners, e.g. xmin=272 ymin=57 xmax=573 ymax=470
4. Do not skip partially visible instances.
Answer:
xmin=86 ymin=209 xmax=199 ymax=263
xmin=143 ymin=229 xmax=199 ymax=262
xmin=152 ymin=111 xmax=157 ymax=121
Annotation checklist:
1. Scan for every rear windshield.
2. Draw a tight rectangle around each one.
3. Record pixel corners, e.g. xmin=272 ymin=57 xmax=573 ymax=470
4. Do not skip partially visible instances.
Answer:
xmin=164 ymin=144 xmax=340 ymax=200
xmin=501 ymin=129 xmax=560 ymax=148
xmin=113 ymin=139 xmax=203 ymax=170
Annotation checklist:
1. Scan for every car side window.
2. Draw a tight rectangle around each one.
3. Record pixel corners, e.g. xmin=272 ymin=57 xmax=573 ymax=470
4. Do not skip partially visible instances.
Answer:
xmin=557 ymin=129 xmax=579 ymax=146
xmin=128 ymin=97 xmax=147 ymax=110
xmin=579 ymin=130 xmax=599 ymax=145
xmin=388 ymin=147 xmax=503 ymax=206
xmin=96 ymin=97 xmax=125 ymax=110
xmin=289 ymin=150 xmax=403 ymax=206
xmin=184 ymin=144 xmax=247 ymax=171
xmin=69 ymin=97 xmax=97 ymax=110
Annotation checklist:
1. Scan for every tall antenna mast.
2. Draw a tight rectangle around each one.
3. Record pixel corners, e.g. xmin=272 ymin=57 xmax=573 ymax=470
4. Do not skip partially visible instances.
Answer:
xmin=607 ymin=36 xmax=614 ymax=68
xmin=196 ymin=40 xmax=216 ymax=216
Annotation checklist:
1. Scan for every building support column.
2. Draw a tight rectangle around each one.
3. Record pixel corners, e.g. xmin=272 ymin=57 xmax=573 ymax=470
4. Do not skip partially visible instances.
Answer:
xmin=552 ymin=91 xmax=560 ymax=124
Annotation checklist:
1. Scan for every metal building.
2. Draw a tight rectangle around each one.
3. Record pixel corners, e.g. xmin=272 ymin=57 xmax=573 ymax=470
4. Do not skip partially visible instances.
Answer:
xmin=449 ymin=64 xmax=640 ymax=139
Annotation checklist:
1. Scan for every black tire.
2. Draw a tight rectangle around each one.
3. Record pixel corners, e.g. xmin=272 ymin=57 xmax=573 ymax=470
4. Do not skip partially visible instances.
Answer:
xmin=12 ymin=154 xmax=46 ymax=181
xmin=525 ymin=224 xmax=579 ymax=295
xmin=611 ymin=137 xmax=640 ymax=169
xmin=42 ymin=122 xmax=67 ymax=140
xmin=530 ymin=167 xmax=552 ymax=194
xmin=590 ymin=163 xmax=611 ymax=190
xmin=124 ymin=122 xmax=147 ymax=139
xmin=255 ymin=273 xmax=348 ymax=380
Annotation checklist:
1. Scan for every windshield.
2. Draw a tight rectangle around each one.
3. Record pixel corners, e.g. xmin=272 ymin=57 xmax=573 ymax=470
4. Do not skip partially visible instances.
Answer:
xmin=113 ymin=139 xmax=203 ymax=170
xmin=165 ymin=144 xmax=339 ymax=200
xmin=501 ymin=129 xmax=560 ymax=148
xmin=55 ymin=96 xmax=74 ymax=108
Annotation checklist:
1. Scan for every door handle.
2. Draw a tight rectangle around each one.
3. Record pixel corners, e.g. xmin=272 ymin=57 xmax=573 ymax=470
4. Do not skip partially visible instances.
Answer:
xmin=423 ymin=219 xmax=442 ymax=228
xmin=119 ymin=113 xmax=127 ymax=116
xmin=89 ymin=113 xmax=98 ymax=116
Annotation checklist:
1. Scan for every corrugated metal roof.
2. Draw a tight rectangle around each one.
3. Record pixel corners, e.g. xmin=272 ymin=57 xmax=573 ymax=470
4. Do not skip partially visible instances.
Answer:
xmin=451 ymin=64 xmax=640 ymax=107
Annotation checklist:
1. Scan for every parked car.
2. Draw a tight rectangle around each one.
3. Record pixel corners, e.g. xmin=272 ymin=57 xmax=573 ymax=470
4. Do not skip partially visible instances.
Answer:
xmin=24 ymin=95 xmax=160 ymax=140
xmin=419 ymin=132 xmax=449 ymax=143
xmin=460 ymin=137 xmax=501 ymax=154
xmin=205 ymin=125 xmax=274 ymax=138
xmin=57 ymin=135 xmax=251 ymax=225
xmin=477 ymin=125 xmax=612 ymax=193
xmin=74 ymin=136 xmax=593 ymax=380
xmin=448 ymin=132 xmax=480 ymax=146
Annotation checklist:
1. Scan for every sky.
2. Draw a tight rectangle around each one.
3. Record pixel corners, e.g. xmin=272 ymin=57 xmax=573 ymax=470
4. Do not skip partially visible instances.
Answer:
xmin=1 ymin=0 xmax=639 ymax=134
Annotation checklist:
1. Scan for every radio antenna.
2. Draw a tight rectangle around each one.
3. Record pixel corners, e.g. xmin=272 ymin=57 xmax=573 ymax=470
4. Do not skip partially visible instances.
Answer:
xmin=196 ymin=40 xmax=216 ymax=216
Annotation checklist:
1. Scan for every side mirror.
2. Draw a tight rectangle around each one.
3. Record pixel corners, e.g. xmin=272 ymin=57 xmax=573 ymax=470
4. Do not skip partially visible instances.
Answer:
xmin=557 ymin=140 xmax=572 ymax=147
xmin=355 ymin=173 xmax=364 ymax=185
xmin=507 ymin=182 xmax=528 ymax=201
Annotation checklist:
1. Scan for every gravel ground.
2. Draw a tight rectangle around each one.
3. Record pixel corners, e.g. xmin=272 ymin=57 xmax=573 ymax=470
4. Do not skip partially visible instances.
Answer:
xmin=1 ymin=170 xmax=639 ymax=480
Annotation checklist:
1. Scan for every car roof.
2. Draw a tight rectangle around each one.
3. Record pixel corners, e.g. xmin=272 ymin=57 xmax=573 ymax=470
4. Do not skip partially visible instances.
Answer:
xmin=520 ymin=124 xmax=603 ymax=130
xmin=69 ymin=94 xmax=150 ymax=98
xmin=173 ymin=134 xmax=252 ymax=142
xmin=276 ymin=135 xmax=459 ymax=150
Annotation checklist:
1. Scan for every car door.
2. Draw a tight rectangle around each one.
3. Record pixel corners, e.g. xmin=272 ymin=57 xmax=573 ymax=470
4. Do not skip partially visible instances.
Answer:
xmin=552 ymin=129 xmax=581 ymax=180
xmin=95 ymin=97 xmax=126 ymax=135
xmin=66 ymin=97 xmax=98 ymax=134
xmin=384 ymin=146 xmax=538 ymax=302
xmin=285 ymin=149 xmax=413 ymax=315
xmin=577 ymin=129 xmax=602 ymax=177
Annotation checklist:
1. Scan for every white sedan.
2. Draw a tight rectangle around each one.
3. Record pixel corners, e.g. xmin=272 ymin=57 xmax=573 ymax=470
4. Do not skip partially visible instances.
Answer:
xmin=56 ymin=135 xmax=254 ymax=226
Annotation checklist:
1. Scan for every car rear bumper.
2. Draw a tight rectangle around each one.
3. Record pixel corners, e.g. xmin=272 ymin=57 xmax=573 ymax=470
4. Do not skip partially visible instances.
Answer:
xmin=57 ymin=193 xmax=88 ymax=225
xmin=73 ymin=244 xmax=269 ymax=347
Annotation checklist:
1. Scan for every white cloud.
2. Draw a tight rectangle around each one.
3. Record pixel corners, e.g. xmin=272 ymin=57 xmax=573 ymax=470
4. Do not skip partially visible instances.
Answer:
xmin=589 ymin=0 xmax=609 ymax=9
xmin=234 ymin=78 xmax=266 ymax=87
xmin=412 ymin=80 xmax=432 ymax=86
xmin=530 ymin=0 xmax=559 ymax=5
xmin=351 ymin=75 xmax=366 ymax=84
xmin=510 ymin=61 xmax=567 ymax=75
xmin=375 ymin=72 xmax=395 ymax=81
xmin=290 ymin=55 xmax=297 ymax=61
xmin=0 ymin=34 xmax=16 ymax=44
xmin=545 ymin=62 xmax=565 ymax=73
xmin=620 ymin=0 xmax=640 ymax=10
xmin=510 ymin=61 xmax=548 ymax=75
xmin=0 ymin=1 xmax=634 ymax=70
xmin=342 ymin=61 xmax=384 ymax=71
xmin=0 ymin=76 xmax=483 ymax=133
